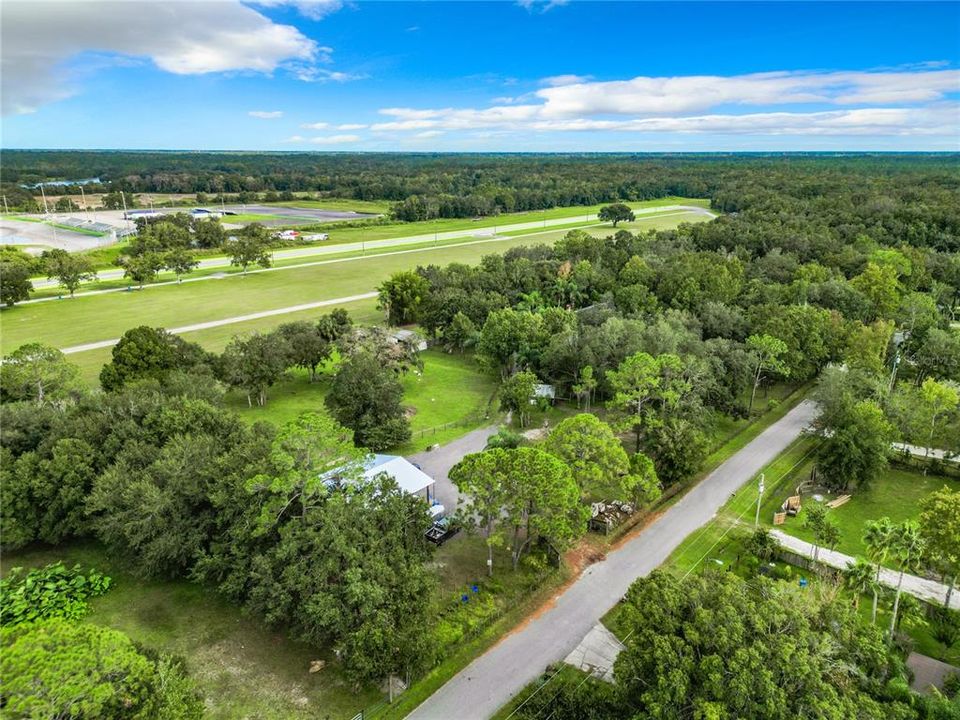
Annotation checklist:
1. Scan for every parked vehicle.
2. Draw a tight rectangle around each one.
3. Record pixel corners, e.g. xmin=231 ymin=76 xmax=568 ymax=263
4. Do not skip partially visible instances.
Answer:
xmin=425 ymin=516 xmax=461 ymax=546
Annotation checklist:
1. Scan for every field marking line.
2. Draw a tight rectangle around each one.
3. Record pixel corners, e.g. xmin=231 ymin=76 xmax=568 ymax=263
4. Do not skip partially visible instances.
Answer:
xmin=58 ymin=292 xmax=378 ymax=355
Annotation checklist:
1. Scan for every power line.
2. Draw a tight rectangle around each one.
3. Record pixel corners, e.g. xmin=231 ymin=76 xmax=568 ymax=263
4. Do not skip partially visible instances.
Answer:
xmin=502 ymin=665 xmax=566 ymax=720
xmin=681 ymin=442 xmax=820 ymax=581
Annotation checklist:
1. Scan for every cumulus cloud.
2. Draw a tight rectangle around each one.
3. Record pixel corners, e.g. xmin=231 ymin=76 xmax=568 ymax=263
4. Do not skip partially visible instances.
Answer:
xmin=249 ymin=110 xmax=284 ymax=119
xmin=414 ymin=130 xmax=444 ymax=138
xmin=532 ymin=68 xmax=960 ymax=117
xmin=301 ymin=121 xmax=329 ymax=129
xmin=358 ymin=66 xmax=960 ymax=138
xmin=0 ymin=0 xmax=337 ymax=115
xmin=337 ymin=123 xmax=367 ymax=130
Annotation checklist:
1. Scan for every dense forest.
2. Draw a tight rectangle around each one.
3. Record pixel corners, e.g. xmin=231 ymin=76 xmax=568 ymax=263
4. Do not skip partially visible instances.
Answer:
xmin=2 ymin=154 xmax=960 ymax=717
xmin=3 ymin=152 xmax=960 ymax=229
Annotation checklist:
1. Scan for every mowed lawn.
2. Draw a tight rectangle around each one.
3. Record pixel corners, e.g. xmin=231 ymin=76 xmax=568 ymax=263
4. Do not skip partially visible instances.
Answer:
xmin=5 ymin=208 xmax=712 ymax=357
xmin=771 ymin=465 xmax=957 ymax=559
xmin=59 ymin=296 xmax=383 ymax=386
xmin=222 ymin=349 xmax=497 ymax=451
xmin=2 ymin=233 xmax=549 ymax=353
xmin=4 ymin=542 xmax=380 ymax=720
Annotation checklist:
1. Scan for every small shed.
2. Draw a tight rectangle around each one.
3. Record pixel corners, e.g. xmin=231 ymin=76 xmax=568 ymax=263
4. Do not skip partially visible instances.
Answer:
xmin=391 ymin=329 xmax=428 ymax=352
xmin=530 ymin=383 xmax=556 ymax=405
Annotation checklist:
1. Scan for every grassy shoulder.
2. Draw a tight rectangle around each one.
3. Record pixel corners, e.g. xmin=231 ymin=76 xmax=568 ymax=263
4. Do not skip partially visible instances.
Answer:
xmin=379 ymin=541 xmax=571 ymax=720
xmin=602 ymin=438 xmax=960 ymax=666
xmin=3 ymin=233 xmax=561 ymax=354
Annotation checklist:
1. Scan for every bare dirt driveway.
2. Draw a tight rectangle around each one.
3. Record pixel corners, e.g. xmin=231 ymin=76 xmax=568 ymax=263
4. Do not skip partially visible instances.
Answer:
xmin=406 ymin=400 xmax=819 ymax=720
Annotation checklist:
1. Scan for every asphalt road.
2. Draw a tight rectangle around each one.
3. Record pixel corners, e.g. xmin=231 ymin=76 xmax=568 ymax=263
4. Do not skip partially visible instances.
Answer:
xmin=406 ymin=400 xmax=819 ymax=720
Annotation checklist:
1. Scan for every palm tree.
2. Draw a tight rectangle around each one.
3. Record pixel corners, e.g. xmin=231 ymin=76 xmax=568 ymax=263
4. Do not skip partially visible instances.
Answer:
xmin=888 ymin=520 xmax=926 ymax=644
xmin=863 ymin=518 xmax=895 ymax=624
xmin=844 ymin=558 xmax=879 ymax=611
xmin=804 ymin=504 xmax=839 ymax=567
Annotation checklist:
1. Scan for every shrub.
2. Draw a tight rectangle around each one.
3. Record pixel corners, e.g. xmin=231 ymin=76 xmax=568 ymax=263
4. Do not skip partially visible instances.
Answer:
xmin=0 ymin=562 xmax=111 ymax=626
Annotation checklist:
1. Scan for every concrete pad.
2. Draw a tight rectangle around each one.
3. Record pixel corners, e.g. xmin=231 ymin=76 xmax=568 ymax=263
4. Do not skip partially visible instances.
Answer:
xmin=564 ymin=623 xmax=625 ymax=683
xmin=908 ymin=652 xmax=959 ymax=694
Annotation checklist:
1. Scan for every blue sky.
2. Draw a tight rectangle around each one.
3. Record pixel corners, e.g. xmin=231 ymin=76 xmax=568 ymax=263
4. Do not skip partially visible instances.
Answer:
xmin=2 ymin=1 xmax=959 ymax=151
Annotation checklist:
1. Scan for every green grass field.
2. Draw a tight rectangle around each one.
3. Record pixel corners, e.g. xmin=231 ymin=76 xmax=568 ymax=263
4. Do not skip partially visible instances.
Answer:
xmin=3 ymin=542 xmax=380 ymax=720
xmin=221 ymin=349 xmax=498 ymax=450
xmin=5 ymin=209 xmax=711 ymax=369
xmin=267 ymin=198 xmax=392 ymax=214
xmin=769 ymin=465 xmax=958 ymax=559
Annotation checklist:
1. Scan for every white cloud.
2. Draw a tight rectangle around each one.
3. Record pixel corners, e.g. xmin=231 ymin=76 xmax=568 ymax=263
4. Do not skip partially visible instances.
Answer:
xmin=0 ymin=0 xmax=337 ymax=114
xmin=540 ymin=74 xmax=592 ymax=87
xmin=301 ymin=121 xmax=329 ymax=129
xmin=532 ymin=69 xmax=960 ymax=118
xmin=282 ymin=135 xmax=306 ymax=142
xmin=360 ymin=66 xmax=960 ymax=139
xmin=517 ymin=0 xmax=569 ymax=12
xmin=292 ymin=66 xmax=366 ymax=83
xmin=308 ymin=134 xmax=361 ymax=144
xmin=337 ymin=123 xmax=367 ymax=130
xmin=414 ymin=130 xmax=444 ymax=138
xmin=252 ymin=0 xmax=343 ymax=20
xmin=249 ymin=110 xmax=284 ymax=119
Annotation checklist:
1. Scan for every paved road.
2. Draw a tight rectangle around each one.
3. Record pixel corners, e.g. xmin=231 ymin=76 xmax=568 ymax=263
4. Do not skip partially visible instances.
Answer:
xmin=771 ymin=530 xmax=959 ymax=610
xmin=29 ymin=205 xmax=710 ymax=289
xmin=407 ymin=400 xmax=819 ymax=720
xmin=408 ymin=424 xmax=501 ymax=512
xmin=59 ymin=292 xmax=378 ymax=354
xmin=891 ymin=442 xmax=958 ymax=463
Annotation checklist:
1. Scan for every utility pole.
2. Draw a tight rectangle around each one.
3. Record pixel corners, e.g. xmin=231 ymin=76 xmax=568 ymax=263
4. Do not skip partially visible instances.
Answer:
xmin=121 ymin=190 xmax=133 ymax=232
xmin=2 ymin=195 xmax=8 ymax=215
xmin=754 ymin=473 xmax=765 ymax=528
xmin=40 ymin=183 xmax=49 ymax=214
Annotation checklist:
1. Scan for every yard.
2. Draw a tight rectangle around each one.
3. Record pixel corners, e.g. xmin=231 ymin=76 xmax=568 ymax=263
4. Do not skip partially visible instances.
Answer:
xmin=768 ymin=464 xmax=958 ymax=559
xmin=223 ymin=348 xmax=498 ymax=450
xmin=3 ymin=542 xmax=381 ymax=720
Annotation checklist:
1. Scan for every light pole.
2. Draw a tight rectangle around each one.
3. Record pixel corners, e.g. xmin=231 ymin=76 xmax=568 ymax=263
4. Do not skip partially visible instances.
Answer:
xmin=754 ymin=473 xmax=765 ymax=528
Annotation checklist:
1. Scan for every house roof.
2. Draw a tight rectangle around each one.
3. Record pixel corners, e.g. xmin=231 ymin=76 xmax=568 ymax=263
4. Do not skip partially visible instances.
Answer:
xmin=362 ymin=454 xmax=434 ymax=495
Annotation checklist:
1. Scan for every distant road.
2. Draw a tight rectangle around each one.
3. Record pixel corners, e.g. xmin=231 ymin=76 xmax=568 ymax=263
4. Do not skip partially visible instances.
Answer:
xmin=406 ymin=401 xmax=818 ymax=720
xmin=30 ymin=206 xmax=712 ymax=289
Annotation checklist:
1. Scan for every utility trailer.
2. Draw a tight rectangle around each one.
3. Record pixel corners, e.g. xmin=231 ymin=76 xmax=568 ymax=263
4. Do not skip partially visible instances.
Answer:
xmin=425 ymin=517 xmax=460 ymax=546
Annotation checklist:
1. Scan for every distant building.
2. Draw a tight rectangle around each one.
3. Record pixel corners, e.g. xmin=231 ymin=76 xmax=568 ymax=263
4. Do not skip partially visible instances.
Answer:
xmin=123 ymin=210 xmax=163 ymax=220
xmin=391 ymin=329 xmax=428 ymax=351
xmin=531 ymin=383 xmax=556 ymax=404
xmin=190 ymin=208 xmax=223 ymax=218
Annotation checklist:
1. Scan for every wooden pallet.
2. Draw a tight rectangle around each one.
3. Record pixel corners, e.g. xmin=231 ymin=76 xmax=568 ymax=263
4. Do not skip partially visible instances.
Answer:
xmin=826 ymin=494 xmax=852 ymax=509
